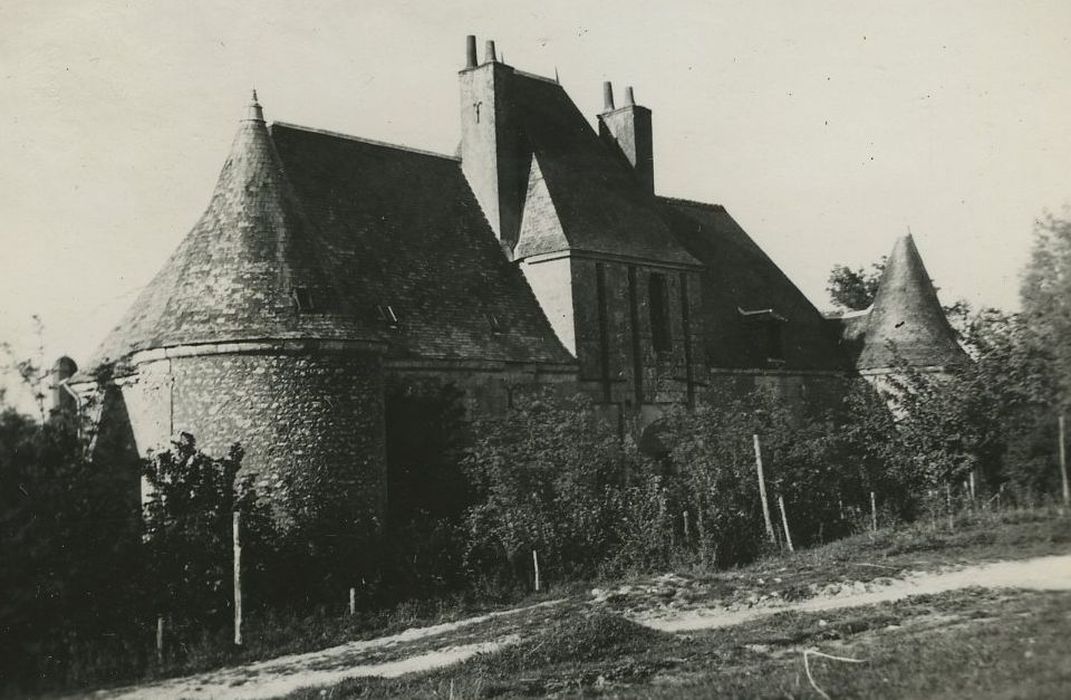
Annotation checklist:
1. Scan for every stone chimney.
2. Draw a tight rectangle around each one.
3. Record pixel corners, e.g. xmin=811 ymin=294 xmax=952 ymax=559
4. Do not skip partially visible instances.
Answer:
xmin=598 ymin=82 xmax=654 ymax=194
xmin=458 ymin=35 xmax=526 ymax=255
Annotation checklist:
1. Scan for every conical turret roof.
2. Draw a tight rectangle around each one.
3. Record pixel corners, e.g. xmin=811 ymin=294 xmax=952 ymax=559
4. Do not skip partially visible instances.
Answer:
xmin=87 ymin=93 xmax=366 ymax=370
xmin=856 ymin=234 xmax=965 ymax=370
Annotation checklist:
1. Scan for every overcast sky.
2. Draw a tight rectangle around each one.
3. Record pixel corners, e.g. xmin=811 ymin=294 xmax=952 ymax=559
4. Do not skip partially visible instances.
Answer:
xmin=2 ymin=0 xmax=1069 ymax=410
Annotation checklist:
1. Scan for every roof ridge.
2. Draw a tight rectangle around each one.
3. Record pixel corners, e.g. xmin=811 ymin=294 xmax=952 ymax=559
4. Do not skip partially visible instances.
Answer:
xmin=513 ymin=69 xmax=559 ymax=84
xmin=270 ymin=122 xmax=461 ymax=162
xmin=658 ymin=195 xmax=726 ymax=211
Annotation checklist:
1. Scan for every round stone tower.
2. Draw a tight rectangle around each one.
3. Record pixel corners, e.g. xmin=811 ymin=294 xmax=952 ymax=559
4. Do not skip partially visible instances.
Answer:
xmin=75 ymin=92 xmax=388 ymax=526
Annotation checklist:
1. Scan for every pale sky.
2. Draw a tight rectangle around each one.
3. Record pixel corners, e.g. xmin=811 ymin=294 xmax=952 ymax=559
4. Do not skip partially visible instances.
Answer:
xmin=2 ymin=0 xmax=1070 ymax=410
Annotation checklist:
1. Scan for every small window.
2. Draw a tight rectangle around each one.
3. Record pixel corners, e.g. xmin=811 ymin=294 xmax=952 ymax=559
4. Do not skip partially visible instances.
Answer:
xmin=375 ymin=304 xmax=399 ymax=327
xmin=292 ymin=287 xmax=315 ymax=312
xmin=649 ymin=272 xmax=672 ymax=352
xmin=738 ymin=307 xmax=788 ymax=367
xmin=486 ymin=312 xmax=503 ymax=333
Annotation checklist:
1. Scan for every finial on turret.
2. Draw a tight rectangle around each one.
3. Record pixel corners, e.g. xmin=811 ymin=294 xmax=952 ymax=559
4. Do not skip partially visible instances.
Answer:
xmin=246 ymin=88 xmax=264 ymax=122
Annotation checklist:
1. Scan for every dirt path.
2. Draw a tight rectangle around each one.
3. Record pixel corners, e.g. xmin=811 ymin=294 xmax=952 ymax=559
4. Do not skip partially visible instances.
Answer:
xmin=86 ymin=601 xmax=561 ymax=700
xmin=85 ymin=554 xmax=1071 ymax=699
xmin=634 ymin=553 xmax=1071 ymax=632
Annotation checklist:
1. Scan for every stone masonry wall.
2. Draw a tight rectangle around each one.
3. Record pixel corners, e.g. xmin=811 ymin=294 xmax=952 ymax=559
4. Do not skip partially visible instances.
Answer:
xmin=127 ymin=349 xmax=389 ymax=525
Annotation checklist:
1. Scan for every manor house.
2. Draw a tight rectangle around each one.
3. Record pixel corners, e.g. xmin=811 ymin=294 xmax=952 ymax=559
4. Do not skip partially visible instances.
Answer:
xmin=62 ymin=37 xmax=963 ymax=522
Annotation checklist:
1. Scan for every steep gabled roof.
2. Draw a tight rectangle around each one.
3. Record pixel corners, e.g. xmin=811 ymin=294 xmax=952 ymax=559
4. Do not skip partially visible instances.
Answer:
xmin=269 ymin=123 xmax=573 ymax=365
xmin=855 ymin=234 xmax=965 ymax=369
xmin=511 ymin=74 xmax=698 ymax=267
xmin=86 ymin=98 xmax=574 ymax=372
xmin=658 ymin=197 xmax=851 ymax=370
xmin=87 ymin=94 xmax=365 ymax=370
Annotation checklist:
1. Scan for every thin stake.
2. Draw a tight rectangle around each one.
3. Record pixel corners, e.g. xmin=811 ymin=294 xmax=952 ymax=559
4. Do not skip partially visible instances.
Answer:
xmin=532 ymin=549 xmax=541 ymax=592
xmin=753 ymin=434 xmax=776 ymax=543
xmin=945 ymin=482 xmax=954 ymax=532
xmin=969 ymin=472 xmax=976 ymax=503
xmin=349 ymin=587 xmax=356 ymax=616
xmin=870 ymin=491 xmax=878 ymax=532
xmin=683 ymin=510 xmax=690 ymax=540
xmin=1059 ymin=413 xmax=1069 ymax=509
xmin=156 ymin=615 xmax=164 ymax=665
xmin=777 ymin=494 xmax=794 ymax=552
xmin=233 ymin=511 xmax=242 ymax=646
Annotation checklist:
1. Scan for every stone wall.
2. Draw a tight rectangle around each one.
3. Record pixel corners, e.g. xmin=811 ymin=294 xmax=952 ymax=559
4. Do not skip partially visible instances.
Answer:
xmin=102 ymin=344 xmax=388 ymax=526
xmin=704 ymin=368 xmax=849 ymax=419
xmin=570 ymin=256 xmax=703 ymax=411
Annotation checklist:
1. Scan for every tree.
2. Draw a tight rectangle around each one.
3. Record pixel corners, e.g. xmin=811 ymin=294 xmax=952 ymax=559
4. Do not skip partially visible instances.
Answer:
xmin=0 ymin=405 xmax=142 ymax=693
xmin=827 ymin=257 xmax=886 ymax=311
xmin=1021 ymin=209 xmax=1071 ymax=407
xmin=142 ymin=434 xmax=277 ymax=629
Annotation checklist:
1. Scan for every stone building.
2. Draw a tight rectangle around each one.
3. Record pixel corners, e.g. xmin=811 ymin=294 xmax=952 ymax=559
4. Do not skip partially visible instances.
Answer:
xmin=64 ymin=36 xmax=963 ymax=525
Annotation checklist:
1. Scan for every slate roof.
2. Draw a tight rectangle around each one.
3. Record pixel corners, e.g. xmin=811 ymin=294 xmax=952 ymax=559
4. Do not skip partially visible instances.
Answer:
xmin=511 ymin=74 xmax=698 ymax=267
xmin=658 ymin=197 xmax=851 ymax=371
xmin=85 ymin=97 xmax=573 ymax=372
xmin=853 ymin=234 xmax=965 ymax=370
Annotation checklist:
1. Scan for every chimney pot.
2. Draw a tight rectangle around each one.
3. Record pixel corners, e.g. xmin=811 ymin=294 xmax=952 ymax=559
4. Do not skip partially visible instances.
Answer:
xmin=603 ymin=81 xmax=615 ymax=111
xmin=624 ymin=86 xmax=635 ymax=106
xmin=484 ymin=40 xmax=497 ymax=63
xmin=465 ymin=35 xmax=477 ymax=68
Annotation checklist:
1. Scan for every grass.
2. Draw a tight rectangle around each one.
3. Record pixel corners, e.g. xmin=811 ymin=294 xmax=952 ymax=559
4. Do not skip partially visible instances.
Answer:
xmin=49 ymin=507 xmax=1071 ymax=698
xmin=289 ymin=588 xmax=1071 ymax=699
xmin=281 ymin=508 xmax=1071 ymax=699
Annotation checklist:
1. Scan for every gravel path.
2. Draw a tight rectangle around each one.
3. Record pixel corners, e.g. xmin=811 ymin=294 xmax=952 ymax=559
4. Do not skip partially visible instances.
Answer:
xmin=84 ymin=554 xmax=1071 ymax=699
xmin=634 ymin=553 xmax=1071 ymax=632
xmin=86 ymin=601 xmax=560 ymax=700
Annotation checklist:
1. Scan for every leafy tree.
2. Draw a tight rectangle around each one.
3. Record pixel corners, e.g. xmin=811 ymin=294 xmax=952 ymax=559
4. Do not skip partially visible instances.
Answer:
xmin=462 ymin=392 xmax=654 ymax=586
xmin=142 ymin=434 xmax=278 ymax=630
xmin=827 ymin=257 xmax=886 ymax=310
xmin=0 ymin=406 xmax=142 ymax=693
xmin=1021 ymin=209 xmax=1071 ymax=407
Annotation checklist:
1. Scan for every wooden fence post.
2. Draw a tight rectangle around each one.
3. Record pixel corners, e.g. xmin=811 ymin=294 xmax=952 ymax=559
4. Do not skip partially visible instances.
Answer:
xmin=777 ymin=494 xmax=794 ymax=552
xmin=945 ymin=482 xmax=954 ymax=532
xmin=156 ymin=615 xmax=165 ymax=664
xmin=349 ymin=587 xmax=356 ymax=616
xmin=532 ymin=549 xmax=541 ymax=592
xmin=1059 ymin=413 xmax=1069 ymax=510
xmin=753 ymin=434 xmax=776 ymax=543
xmin=233 ymin=511 xmax=242 ymax=646
xmin=870 ymin=491 xmax=878 ymax=533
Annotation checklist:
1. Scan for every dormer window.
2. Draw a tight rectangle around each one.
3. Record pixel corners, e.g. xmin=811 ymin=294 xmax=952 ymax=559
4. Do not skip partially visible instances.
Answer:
xmin=486 ymin=312 xmax=503 ymax=334
xmin=292 ymin=286 xmax=315 ymax=312
xmin=376 ymin=304 xmax=399 ymax=328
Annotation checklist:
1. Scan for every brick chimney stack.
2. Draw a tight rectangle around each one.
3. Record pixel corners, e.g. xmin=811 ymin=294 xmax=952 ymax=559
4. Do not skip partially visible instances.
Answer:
xmin=598 ymin=83 xmax=654 ymax=194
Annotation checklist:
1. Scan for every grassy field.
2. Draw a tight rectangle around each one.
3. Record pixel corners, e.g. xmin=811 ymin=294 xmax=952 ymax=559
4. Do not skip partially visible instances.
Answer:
xmin=284 ymin=508 xmax=1071 ymax=699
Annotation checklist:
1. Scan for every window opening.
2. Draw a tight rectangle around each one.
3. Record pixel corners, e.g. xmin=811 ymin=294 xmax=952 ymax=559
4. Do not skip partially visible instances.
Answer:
xmin=649 ymin=272 xmax=672 ymax=352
